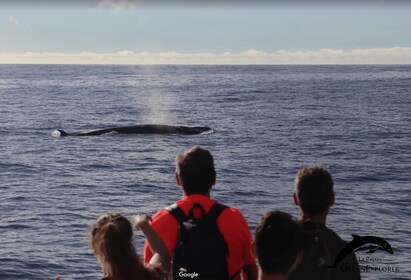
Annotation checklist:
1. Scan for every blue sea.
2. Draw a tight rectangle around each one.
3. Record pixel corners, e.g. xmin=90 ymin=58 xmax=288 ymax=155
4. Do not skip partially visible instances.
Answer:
xmin=0 ymin=65 xmax=410 ymax=279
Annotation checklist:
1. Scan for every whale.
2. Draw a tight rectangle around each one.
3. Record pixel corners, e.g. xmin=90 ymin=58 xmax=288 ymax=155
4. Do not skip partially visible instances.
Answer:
xmin=51 ymin=124 xmax=212 ymax=137
xmin=327 ymin=235 xmax=393 ymax=268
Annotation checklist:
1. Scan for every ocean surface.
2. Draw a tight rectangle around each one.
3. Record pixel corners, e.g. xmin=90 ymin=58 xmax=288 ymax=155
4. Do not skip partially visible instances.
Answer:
xmin=0 ymin=65 xmax=410 ymax=279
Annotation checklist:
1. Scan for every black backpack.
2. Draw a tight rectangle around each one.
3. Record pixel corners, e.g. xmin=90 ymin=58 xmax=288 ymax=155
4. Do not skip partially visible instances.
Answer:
xmin=166 ymin=202 xmax=229 ymax=280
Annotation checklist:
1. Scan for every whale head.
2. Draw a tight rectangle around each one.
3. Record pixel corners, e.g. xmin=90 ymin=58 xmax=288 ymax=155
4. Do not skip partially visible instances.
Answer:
xmin=51 ymin=129 xmax=69 ymax=137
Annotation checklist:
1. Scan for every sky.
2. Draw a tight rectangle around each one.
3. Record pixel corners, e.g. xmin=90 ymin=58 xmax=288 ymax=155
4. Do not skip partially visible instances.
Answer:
xmin=1 ymin=0 xmax=411 ymax=64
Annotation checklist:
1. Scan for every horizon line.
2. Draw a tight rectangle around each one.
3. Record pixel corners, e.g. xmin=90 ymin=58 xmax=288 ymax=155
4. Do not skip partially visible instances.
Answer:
xmin=1 ymin=47 xmax=411 ymax=65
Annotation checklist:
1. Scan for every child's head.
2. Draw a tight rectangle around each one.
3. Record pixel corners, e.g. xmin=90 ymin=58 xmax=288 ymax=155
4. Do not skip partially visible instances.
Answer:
xmin=90 ymin=212 xmax=136 ymax=274
xmin=255 ymin=211 xmax=304 ymax=276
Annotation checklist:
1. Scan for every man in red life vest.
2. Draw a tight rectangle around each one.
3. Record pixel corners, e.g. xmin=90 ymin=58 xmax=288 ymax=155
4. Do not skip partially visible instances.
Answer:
xmin=144 ymin=146 xmax=258 ymax=280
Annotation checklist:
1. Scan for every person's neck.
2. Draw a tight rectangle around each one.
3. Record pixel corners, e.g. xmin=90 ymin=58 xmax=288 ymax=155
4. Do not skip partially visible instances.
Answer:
xmin=300 ymin=211 xmax=328 ymax=225
xmin=183 ymin=190 xmax=211 ymax=197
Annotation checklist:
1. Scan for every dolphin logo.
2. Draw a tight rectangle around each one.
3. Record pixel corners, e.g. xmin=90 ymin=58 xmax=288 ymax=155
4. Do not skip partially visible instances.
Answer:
xmin=327 ymin=235 xmax=393 ymax=268
xmin=355 ymin=244 xmax=386 ymax=254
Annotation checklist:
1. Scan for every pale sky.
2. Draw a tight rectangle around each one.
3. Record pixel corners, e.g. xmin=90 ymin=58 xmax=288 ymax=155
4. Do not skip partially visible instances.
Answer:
xmin=1 ymin=0 xmax=411 ymax=64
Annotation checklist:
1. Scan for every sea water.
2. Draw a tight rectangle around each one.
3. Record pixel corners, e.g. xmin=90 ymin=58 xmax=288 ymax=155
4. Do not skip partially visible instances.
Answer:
xmin=0 ymin=65 xmax=410 ymax=279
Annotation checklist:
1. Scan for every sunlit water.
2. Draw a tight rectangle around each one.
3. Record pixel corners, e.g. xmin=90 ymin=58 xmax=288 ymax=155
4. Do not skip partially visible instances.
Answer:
xmin=0 ymin=65 xmax=410 ymax=279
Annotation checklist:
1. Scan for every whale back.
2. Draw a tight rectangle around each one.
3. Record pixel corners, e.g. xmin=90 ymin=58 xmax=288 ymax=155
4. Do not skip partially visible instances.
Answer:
xmin=51 ymin=125 xmax=213 ymax=136
xmin=178 ymin=126 xmax=212 ymax=135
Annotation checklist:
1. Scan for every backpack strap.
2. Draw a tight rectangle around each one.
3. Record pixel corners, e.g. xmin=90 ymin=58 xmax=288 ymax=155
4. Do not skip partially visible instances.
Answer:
xmin=189 ymin=203 xmax=206 ymax=220
xmin=206 ymin=203 xmax=228 ymax=222
xmin=166 ymin=202 xmax=228 ymax=224
xmin=166 ymin=203 xmax=188 ymax=224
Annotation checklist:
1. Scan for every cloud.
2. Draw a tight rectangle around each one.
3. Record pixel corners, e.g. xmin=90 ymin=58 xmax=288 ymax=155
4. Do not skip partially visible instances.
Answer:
xmin=8 ymin=16 xmax=19 ymax=25
xmin=98 ymin=0 xmax=140 ymax=10
xmin=1 ymin=47 xmax=411 ymax=65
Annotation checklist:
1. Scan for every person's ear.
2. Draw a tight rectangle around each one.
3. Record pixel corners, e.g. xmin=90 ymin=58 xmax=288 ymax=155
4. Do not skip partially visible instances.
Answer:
xmin=211 ymin=173 xmax=216 ymax=186
xmin=293 ymin=192 xmax=300 ymax=206
xmin=329 ymin=192 xmax=335 ymax=207
xmin=175 ymin=172 xmax=182 ymax=186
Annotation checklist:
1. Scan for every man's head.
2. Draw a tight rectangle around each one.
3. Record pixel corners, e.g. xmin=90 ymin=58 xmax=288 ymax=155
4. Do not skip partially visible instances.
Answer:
xmin=293 ymin=165 xmax=334 ymax=216
xmin=175 ymin=146 xmax=216 ymax=195
xmin=254 ymin=211 xmax=304 ymax=277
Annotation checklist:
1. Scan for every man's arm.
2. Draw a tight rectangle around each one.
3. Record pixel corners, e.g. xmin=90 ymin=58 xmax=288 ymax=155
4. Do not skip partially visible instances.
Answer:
xmin=223 ymin=208 xmax=258 ymax=280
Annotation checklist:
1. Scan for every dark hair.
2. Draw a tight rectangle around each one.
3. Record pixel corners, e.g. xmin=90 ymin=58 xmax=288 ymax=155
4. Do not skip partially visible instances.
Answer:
xmin=294 ymin=165 xmax=334 ymax=216
xmin=90 ymin=212 xmax=164 ymax=280
xmin=175 ymin=146 xmax=216 ymax=194
xmin=255 ymin=211 xmax=304 ymax=275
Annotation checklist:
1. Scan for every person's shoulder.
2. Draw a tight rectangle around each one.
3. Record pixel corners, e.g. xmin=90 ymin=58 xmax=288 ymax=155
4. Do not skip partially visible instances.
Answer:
xmin=217 ymin=204 xmax=249 ymax=224
xmin=322 ymin=225 xmax=347 ymax=244
xmin=153 ymin=208 xmax=171 ymax=218
xmin=322 ymin=227 xmax=361 ymax=279
xmin=320 ymin=225 xmax=356 ymax=258
xmin=215 ymin=203 xmax=243 ymax=215
xmin=151 ymin=206 xmax=178 ymax=225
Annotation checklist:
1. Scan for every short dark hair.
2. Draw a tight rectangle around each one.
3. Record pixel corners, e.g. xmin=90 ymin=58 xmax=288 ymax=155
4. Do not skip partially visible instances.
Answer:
xmin=255 ymin=211 xmax=303 ymax=275
xmin=294 ymin=165 xmax=334 ymax=216
xmin=175 ymin=146 xmax=216 ymax=194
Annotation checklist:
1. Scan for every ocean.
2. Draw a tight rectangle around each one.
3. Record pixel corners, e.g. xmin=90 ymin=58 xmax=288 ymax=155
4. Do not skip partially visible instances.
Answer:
xmin=0 ymin=65 xmax=410 ymax=279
